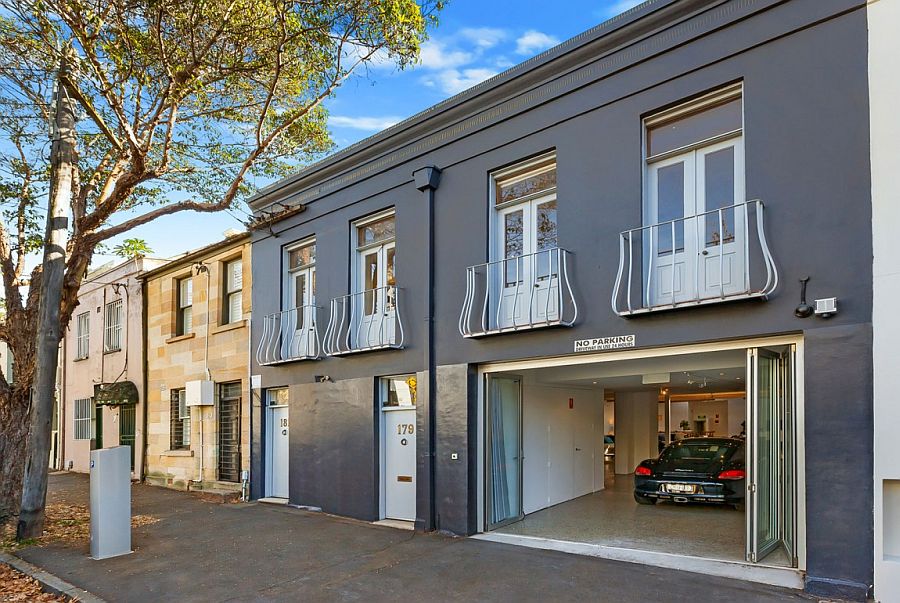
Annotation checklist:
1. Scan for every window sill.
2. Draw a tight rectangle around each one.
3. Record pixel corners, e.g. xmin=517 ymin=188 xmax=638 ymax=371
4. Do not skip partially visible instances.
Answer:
xmin=73 ymin=356 xmax=89 ymax=362
xmin=162 ymin=449 xmax=193 ymax=457
xmin=103 ymin=348 xmax=122 ymax=355
xmin=166 ymin=333 xmax=196 ymax=344
xmin=210 ymin=319 xmax=246 ymax=335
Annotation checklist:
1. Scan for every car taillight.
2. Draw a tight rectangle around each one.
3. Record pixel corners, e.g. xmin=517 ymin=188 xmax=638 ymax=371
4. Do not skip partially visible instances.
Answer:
xmin=634 ymin=466 xmax=652 ymax=476
xmin=718 ymin=469 xmax=745 ymax=480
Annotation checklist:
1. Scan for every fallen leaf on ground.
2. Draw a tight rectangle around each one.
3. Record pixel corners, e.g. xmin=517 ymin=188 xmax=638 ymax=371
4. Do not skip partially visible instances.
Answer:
xmin=0 ymin=563 xmax=70 ymax=602
xmin=1 ymin=503 xmax=159 ymax=551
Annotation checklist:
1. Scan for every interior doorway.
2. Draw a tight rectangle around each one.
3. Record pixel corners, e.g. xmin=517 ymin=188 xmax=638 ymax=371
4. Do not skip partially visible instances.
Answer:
xmin=478 ymin=341 xmax=801 ymax=575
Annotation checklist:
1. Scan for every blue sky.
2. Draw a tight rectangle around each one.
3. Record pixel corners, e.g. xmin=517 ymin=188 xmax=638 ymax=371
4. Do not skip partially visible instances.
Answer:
xmin=96 ymin=0 xmax=644 ymax=265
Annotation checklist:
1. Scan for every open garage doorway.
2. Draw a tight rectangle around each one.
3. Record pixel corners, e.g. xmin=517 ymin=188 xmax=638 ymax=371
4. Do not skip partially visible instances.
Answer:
xmin=477 ymin=341 xmax=802 ymax=584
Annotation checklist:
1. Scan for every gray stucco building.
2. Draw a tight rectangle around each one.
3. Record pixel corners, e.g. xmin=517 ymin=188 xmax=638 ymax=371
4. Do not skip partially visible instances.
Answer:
xmin=247 ymin=1 xmax=890 ymax=599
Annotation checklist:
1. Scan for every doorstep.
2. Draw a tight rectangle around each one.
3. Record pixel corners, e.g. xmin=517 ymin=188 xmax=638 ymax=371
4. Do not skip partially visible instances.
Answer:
xmin=472 ymin=532 xmax=804 ymax=590
xmin=373 ymin=519 xmax=415 ymax=531
xmin=258 ymin=497 xmax=289 ymax=505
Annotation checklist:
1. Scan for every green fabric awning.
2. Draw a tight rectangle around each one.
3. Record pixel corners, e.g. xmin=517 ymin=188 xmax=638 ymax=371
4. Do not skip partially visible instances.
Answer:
xmin=94 ymin=381 xmax=139 ymax=406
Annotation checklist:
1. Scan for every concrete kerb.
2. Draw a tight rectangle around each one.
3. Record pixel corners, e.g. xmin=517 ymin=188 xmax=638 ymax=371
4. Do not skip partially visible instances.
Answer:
xmin=0 ymin=550 xmax=106 ymax=603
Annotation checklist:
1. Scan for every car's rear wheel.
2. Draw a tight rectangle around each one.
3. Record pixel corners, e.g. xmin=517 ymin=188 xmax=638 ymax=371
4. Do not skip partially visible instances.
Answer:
xmin=634 ymin=493 xmax=656 ymax=505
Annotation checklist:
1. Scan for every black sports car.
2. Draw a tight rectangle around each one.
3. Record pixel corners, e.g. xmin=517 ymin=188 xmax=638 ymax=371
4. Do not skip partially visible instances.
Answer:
xmin=633 ymin=437 xmax=745 ymax=510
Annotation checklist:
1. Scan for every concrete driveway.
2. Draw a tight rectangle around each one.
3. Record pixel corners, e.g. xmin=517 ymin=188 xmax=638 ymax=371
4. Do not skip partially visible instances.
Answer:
xmin=15 ymin=472 xmax=805 ymax=602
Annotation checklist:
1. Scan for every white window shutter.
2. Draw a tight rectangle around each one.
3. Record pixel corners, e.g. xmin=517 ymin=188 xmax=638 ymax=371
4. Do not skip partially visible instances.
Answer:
xmin=229 ymin=260 xmax=243 ymax=291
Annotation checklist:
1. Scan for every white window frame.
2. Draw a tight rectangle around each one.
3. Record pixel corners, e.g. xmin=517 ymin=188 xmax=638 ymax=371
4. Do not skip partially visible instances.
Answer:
xmin=352 ymin=209 xmax=396 ymax=297
xmin=177 ymin=277 xmax=193 ymax=335
xmin=224 ymin=258 xmax=244 ymax=324
xmin=103 ymin=298 xmax=123 ymax=353
xmin=488 ymin=153 xmax=560 ymax=328
xmin=74 ymin=398 xmax=93 ymax=440
xmin=641 ymin=83 xmax=746 ymax=306
xmin=283 ymin=238 xmax=316 ymax=312
xmin=75 ymin=312 xmax=90 ymax=359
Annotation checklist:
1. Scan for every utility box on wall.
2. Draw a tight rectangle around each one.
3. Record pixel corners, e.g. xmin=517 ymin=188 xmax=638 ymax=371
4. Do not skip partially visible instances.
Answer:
xmin=185 ymin=379 xmax=214 ymax=406
xmin=90 ymin=446 xmax=132 ymax=560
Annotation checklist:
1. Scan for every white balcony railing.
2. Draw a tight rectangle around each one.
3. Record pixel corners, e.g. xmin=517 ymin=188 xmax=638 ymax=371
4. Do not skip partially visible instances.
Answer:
xmin=611 ymin=199 xmax=778 ymax=316
xmin=255 ymin=306 xmax=321 ymax=365
xmin=459 ymin=247 xmax=578 ymax=338
xmin=324 ymin=286 xmax=404 ymax=356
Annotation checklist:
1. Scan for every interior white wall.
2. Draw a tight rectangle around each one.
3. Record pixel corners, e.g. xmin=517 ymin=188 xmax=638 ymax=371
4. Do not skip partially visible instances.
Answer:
xmin=670 ymin=401 xmax=689 ymax=433
xmin=687 ymin=399 xmax=729 ymax=437
xmin=727 ymin=398 xmax=745 ymax=437
xmin=869 ymin=0 xmax=900 ymax=599
xmin=614 ymin=391 xmax=658 ymax=475
xmin=522 ymin=375 xmax=604 ymax=515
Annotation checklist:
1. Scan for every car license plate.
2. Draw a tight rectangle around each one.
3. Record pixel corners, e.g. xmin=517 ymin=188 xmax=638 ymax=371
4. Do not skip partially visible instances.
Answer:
xmin=664 ymin=483 xmax=696 ymax=494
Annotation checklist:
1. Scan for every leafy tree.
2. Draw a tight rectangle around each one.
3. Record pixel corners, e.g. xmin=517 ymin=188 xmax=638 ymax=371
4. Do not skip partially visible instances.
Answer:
xmin=0 ymin=0 xmax=441 ymax=533
xmin=111 ymin=238 xmax=152 ymax=259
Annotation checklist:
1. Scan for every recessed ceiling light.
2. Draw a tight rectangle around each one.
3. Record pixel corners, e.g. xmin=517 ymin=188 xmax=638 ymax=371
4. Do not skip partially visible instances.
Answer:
xmin=736 ymin=376 xmax=742 ymax=380
xmin=592 ymin=381 xmax=598 ymax=384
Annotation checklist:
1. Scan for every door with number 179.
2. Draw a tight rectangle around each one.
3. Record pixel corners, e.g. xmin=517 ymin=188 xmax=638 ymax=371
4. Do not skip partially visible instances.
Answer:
xmin=382 ymin=376 xmax=417 ymax=521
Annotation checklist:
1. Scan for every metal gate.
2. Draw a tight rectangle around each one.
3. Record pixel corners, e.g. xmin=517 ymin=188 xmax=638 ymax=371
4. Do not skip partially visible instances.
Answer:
xmin=118 ymin=405 xmax=136 ymax=470
xmin=218 ymin=382 xmax=242 ymax=482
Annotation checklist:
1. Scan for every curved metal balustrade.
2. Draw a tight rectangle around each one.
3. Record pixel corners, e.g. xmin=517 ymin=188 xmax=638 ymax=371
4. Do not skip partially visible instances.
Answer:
xmin=324 ymin=286 xmax=404 ymax=356
xmin=459 ymin=248 xmax=578 ymax=338
xmin=611 ymin=199 xmax=778 ymax=316
xmin=255 ymin=306 xmax=321 ymax=365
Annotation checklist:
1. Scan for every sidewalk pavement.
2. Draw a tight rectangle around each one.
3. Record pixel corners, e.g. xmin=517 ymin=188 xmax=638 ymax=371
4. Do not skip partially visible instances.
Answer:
xmin=13 ymin=472 xmax=806 ymax=602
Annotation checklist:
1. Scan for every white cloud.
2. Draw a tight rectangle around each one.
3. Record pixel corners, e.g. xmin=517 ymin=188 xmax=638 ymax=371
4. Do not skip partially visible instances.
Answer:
xmin=329 ymin=115 xmax=404 ymax=132
xmin=515 ymin=30 xmax=561 ymax=56
xmin=424 ymin=68 xmax=499 ymax=95
xmin=458 ymin=27 xmax=508 ymax=50
xmin=597 ymin=0 xmax=645 ymax=19
xmin=418 ymin=40 xmax=473 ymax=70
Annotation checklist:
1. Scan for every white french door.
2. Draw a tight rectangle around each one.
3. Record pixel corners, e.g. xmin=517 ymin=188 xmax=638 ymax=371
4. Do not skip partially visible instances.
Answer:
xmin=356 ymin=240 xmax=395 ymax=348
xmin=646 ymin=137 xmax=746 ymax=306
xmin=284 ymin=266 xmax=316 ymax=358
xmin=494 ymin=194 xmax=559 ymax=329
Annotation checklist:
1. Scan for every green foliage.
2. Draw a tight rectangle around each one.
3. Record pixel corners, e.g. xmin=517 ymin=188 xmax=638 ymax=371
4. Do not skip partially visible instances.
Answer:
xmin=0 ymin=0 xmax=442 ymax=247
xmin=111 ymin=238 xmax=152 ymax=258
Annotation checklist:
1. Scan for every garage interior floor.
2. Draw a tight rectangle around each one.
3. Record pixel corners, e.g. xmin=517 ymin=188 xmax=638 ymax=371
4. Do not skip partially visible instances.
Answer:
xmin=496 ymin=461 xmax=791 ymax=567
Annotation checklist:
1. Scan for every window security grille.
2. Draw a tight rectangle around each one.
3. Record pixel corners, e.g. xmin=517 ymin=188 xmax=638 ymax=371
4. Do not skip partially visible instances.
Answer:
xmin=104 ymin=299 xmax=123 ymax=352
xmin=74 ymin=398 xmax=93 ymax=440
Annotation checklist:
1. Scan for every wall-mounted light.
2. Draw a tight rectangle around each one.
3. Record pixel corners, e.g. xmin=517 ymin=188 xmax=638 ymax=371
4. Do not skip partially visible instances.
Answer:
xmin=314 ymin=375 xmax=332 ymax=383
xmin=795 ymin=277 xmax=813 ymax=318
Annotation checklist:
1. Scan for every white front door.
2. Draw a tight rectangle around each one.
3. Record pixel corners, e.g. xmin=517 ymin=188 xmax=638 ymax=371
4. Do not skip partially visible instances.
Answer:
xmin=383 ymin=408 xmax=416 ymax=520
xmin=646 ymin=137 xmax=745 ymax=306
xmin=269 ymin=405 xmax=289 ymax=498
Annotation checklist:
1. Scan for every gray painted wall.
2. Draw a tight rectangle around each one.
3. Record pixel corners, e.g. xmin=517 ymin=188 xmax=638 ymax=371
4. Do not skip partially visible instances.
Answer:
xmin=249 ymin=0 xmax=872 ymax=597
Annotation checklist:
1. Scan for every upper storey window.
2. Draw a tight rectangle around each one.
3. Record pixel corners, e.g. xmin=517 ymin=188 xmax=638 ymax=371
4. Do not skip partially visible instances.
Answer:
xmin=643 ymin=84 xmax=746 ymax=306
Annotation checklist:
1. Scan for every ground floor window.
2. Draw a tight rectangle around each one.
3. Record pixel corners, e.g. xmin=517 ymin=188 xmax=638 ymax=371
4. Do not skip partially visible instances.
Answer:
xmin=74 ymin=398 xmax=93 ymax=440
xmin=170 ymin=388 xmax=190 ymax=449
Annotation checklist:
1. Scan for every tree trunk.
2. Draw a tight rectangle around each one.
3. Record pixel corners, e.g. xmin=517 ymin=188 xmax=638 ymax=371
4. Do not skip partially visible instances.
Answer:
xmin=0 ymin=387 xmax=31 ymax=526
xmin=17 ymin=52 xmax=77 ymax=540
